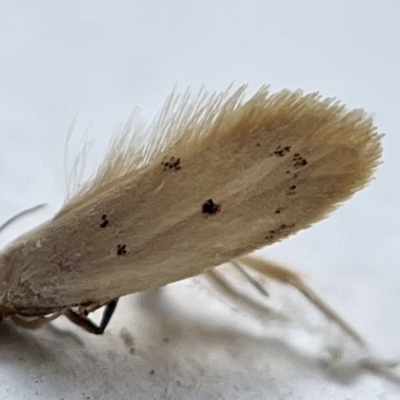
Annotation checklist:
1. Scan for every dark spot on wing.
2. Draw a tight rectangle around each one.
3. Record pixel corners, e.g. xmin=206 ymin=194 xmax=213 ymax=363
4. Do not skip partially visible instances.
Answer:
xmin=272 ymin=145 xmax=291 ymax=157
xmin=100 ymin=214 xmax=109 ymax=228
xmin=265 ymin=223 xmax=295 ymax=241
xmin=287 ymin=183 xmax=298 ymax=195
xmin=117 ymin=244 xmax=127 ymax=256
xmin=161 ymin=156 xmax=181 ymax=171
xmin=202 ymin=199 xmax=221 ymax=215
xmin=292 ymin=153 xmax=307 ymax=169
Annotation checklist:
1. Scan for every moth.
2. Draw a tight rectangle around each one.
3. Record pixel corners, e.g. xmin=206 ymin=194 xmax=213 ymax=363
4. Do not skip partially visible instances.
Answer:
xmin=0 ymin=86 xmax=382 ymax=344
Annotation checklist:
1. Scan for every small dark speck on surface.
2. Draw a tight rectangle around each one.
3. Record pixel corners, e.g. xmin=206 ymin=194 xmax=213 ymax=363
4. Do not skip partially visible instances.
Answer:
xmin=120 ymin=327 xmax=135 ymax=348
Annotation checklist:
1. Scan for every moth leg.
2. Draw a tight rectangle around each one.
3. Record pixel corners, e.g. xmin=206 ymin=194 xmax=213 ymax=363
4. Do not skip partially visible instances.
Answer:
xmin=10 ymin=312 xmax=63 ymax=330
xmin=64 ymin=298 xmax=119 ymax=334
xmin=235 ymin=255 xmax=366 ymax=347
xmin=231 ymin=262 xmax=270 ymax=298
xmin=204 ymin=268 xmax=279 ymax=320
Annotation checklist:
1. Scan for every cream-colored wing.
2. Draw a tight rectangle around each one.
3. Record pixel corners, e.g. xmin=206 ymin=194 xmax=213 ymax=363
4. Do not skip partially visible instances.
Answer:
xmin=0 ymin=86 xmax=381 ymax=313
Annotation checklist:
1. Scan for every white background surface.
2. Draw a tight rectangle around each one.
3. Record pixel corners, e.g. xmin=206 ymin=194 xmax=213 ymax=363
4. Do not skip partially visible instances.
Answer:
xmin=0 ymin=2 xmax=400 ymax=399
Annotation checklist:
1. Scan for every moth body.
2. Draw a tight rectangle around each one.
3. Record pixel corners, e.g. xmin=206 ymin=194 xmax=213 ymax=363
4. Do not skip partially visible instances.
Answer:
xmin=0 ymin=86 xmax=382 ymax=337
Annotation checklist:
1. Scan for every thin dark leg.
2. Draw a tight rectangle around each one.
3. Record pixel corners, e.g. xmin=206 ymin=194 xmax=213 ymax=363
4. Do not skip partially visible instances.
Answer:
xmin=99 ymin=298 xmax=119 ymax=331
xmin=65 ymin=298 xmax=119 ymax=334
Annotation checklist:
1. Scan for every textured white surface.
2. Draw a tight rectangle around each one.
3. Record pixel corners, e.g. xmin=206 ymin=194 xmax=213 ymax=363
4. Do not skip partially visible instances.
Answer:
xmin=0 ymin=1 xmax=400 ymax=399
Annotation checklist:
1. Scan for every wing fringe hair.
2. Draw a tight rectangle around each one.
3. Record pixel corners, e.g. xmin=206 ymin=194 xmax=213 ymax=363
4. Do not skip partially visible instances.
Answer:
xmin=58 ymin=85 xmax=381 ymax=235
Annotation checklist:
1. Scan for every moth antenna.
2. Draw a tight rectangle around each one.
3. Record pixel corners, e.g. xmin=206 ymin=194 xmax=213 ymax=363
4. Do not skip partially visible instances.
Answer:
xmin=0 ymin=203 xmax=47 ymax=235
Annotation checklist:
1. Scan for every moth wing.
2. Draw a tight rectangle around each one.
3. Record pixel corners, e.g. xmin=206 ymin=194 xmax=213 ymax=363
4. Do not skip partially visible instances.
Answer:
xmin=1 ymin=86 xmax=381 ymax=311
